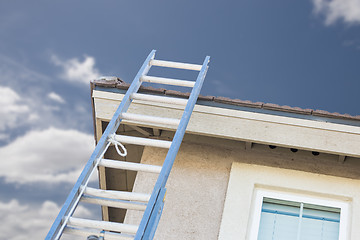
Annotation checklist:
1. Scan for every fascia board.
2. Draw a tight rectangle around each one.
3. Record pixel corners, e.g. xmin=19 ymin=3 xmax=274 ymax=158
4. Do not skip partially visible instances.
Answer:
xmin=93 ymin=90 xmax=360 ymax=158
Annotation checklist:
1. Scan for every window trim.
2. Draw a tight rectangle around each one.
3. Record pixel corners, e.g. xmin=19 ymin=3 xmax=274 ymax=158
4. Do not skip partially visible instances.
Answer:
xmin=249 ymin=188 xmax=349 ymax=240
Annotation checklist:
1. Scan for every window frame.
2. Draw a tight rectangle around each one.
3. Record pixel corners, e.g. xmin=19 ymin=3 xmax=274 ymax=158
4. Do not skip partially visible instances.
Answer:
xmin=248 ymin=188 xmax=349 ymax=240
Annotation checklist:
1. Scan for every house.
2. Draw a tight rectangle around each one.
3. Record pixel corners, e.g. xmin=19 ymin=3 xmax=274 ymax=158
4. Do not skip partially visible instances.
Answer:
xmin=90 ymin=77 xmax=360 ymax=240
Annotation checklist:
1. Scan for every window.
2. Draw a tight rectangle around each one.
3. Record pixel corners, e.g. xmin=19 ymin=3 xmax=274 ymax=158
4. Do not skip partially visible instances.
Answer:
xmin=218 ymin=163 xmax=354 ymax=240
xmin=259 ymin=198 xmax=340 ymax=240
xmin=249 ymin=189 xmax=348 ymax=240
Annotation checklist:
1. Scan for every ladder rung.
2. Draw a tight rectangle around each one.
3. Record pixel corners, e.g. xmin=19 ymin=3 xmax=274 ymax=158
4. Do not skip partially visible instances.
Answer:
xmin=84 ymin=187 xmax=151 ymax=202
xmin=68 ymin=217 xmax=138 ymax=234
xmin=81 ymin=195 xmax=147 ymax=211
xmin=113 ymin=134 xmax=172 ymax=148
xmin=131 ymin=93 xmax=188 ymax=106
xmin=141 ymin=75 xmax=195 ymax=88
xmin=150 ymin=59 xmax=202 ymax=71
xmin=121 ymin=112 xmax=180 ymax=127
xmin=64 ymin=226 xmax=134 ymax=240
xmin=99 ymin=159 xmax=162 ymax=173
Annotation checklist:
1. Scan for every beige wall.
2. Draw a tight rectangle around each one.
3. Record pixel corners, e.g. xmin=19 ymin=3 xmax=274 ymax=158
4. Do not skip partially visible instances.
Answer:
xmin=124 ymin=141 xmax=231 ymax=239
xmin=119 ymin=133 xmax=360 ymax=239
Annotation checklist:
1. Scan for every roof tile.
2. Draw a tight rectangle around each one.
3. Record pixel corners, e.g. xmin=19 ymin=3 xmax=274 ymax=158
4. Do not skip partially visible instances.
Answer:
xmin=198 ymin=94 xmax=215 ymax=101
xmin=92 ymin=78 xmax=119 ymax=87
xmin=115 ymin=81 xmax=130 ymax=90
xmin=165 ymin=90 xmax=190 ymax=98
xmin=139 ymin=86 xmax=166 ymax=94
xmin=92 ymin=80 xmax=359 ymax=122
xmin=263 ymin=103 xmax=312 ymax=115
xmin=313 ymin=110 xmax=360 ymax=120
xmin=214 ymin=96 xmax=263 ymax=108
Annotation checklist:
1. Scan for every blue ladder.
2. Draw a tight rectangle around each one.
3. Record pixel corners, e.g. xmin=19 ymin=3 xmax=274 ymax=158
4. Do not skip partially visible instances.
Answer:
xmin=45 ymin=50 xmax=210 ymax=240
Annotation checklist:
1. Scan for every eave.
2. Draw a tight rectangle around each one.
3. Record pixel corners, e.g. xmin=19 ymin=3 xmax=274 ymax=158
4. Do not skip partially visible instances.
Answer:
xmin=92 ymin=87 xmax=360 ymax=159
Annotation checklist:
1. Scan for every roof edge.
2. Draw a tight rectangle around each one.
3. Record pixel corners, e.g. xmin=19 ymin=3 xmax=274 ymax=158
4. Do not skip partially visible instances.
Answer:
xmin=91 ymin=78 xmax=360 ymax=122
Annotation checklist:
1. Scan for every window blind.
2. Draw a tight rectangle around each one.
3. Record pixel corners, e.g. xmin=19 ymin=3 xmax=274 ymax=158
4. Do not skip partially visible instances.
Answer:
xmin=257 ymin=199 xmax=340 ymax=240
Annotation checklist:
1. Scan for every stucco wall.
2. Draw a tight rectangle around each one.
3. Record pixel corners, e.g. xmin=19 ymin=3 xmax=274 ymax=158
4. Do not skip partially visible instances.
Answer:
xmin=121 ymin=133 xmax=360 ymax=239
xmin=124 ymin=140 xmax=232 ymax=239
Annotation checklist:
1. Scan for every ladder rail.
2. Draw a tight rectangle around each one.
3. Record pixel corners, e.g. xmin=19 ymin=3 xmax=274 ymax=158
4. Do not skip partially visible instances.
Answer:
xmin=45 ymin=50 xmax=157 ymax=240
xmin=135 ymin=56 xmax=210 ymax=239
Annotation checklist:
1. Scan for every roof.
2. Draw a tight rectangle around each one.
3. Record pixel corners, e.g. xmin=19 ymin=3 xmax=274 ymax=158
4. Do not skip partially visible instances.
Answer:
xmin=91 ymin=78 xmax=360 ymax=122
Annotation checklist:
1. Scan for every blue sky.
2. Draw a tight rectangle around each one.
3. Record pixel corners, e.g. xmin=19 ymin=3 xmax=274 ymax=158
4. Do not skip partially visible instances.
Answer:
xmin=0 ymin=1 xmax=359 ymax=239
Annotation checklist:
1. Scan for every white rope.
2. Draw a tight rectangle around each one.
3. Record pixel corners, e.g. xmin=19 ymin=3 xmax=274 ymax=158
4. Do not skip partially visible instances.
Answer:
xmin=108 ymin=133 xmax=127 ymax=157
xmin=99 ymin=230 xmax=105 ymax=240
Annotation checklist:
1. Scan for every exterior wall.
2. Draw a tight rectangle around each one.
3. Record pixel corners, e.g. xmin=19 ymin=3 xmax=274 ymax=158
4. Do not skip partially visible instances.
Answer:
xmin=121 ymin=133 xmax=360 ymax=239
xmin=124 ymin=141 xmax=230 ymax=240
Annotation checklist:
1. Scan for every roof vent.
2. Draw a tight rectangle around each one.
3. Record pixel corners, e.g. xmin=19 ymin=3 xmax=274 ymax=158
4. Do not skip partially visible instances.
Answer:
xmin=312 ymin=151 xmax=320 ymax=156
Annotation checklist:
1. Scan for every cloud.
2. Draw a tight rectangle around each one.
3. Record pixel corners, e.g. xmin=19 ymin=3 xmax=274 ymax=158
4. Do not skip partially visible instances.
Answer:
xmin=0 ymin=128 xmax=95 ymax=184
xmin=0 ymin=54 xmax=94 ymax=133
xmin=211 ymin=79 xmax=236 ymax=96
xmin=0 ymin=133 xmax=9 ymax=141
xmin=47 ymin=92 xmax=66 ymax=104
xmin=313 ymin=0 xmax=360 ymax=25
xmin=0 ymin=199 xmax=92 ymax=240
xmin=0 ymin=53 xmax=50 ymax=83
xmin=0 ymin=86 xmax=30 ymax=132
xmin=0 ymin=57 xmax=64 ymax=133
xmin=51 ymin=54 xmax=101 ymax=84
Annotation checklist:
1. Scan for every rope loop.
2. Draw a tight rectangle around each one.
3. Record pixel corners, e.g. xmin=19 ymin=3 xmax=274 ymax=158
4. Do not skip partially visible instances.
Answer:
xmin=108 ymin=133 xmax=127 ymax=157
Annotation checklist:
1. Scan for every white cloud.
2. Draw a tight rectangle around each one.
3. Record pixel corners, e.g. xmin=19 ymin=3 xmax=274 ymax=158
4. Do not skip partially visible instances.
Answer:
xmin=313 ymin=0 xmax=360 ymax=25
xmin=51 ymin=54 xmax=101 ymax=84
xmin=0 ymin=86 xmax=30 ymax=131
xmin=0 ymin=128 xmax=95 ymax=184
xmin=48 ymin=92 xmax=66 ymax=104
xmin=28 ymin=113 xmax=40 ymax=122
xmin=211 ymin=79 xmax=236 ymax=96
xmin=0 ymin=199 xmax=92 ymax=240
xmin=0 ymin=54 xmax=93 ymax=132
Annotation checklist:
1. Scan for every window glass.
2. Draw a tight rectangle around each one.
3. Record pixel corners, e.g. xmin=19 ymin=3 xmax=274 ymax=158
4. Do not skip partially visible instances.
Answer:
xmin=258 ymin=198 xmax=340 ymax=240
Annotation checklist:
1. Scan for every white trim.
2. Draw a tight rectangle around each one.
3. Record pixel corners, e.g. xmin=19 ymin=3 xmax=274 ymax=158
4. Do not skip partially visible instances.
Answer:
xmin=92 ymin=90 xmax=360 ymax=135
xmin=93 ymin=90 xmax=360 ymax=158
xmin=248 ymin=188 xmax=349 ymax=240
xmin=217 ymin=163 xmax=357 ymax=240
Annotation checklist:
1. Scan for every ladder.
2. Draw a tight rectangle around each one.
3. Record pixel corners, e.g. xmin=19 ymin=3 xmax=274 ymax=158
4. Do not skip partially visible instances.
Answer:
xmin=45 ymin=50 xmax=210 ymax=240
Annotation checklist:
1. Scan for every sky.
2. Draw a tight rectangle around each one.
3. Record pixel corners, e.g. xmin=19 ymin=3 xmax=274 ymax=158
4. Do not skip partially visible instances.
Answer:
xmin=0 ymin=0 xmax=359 ymax=239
